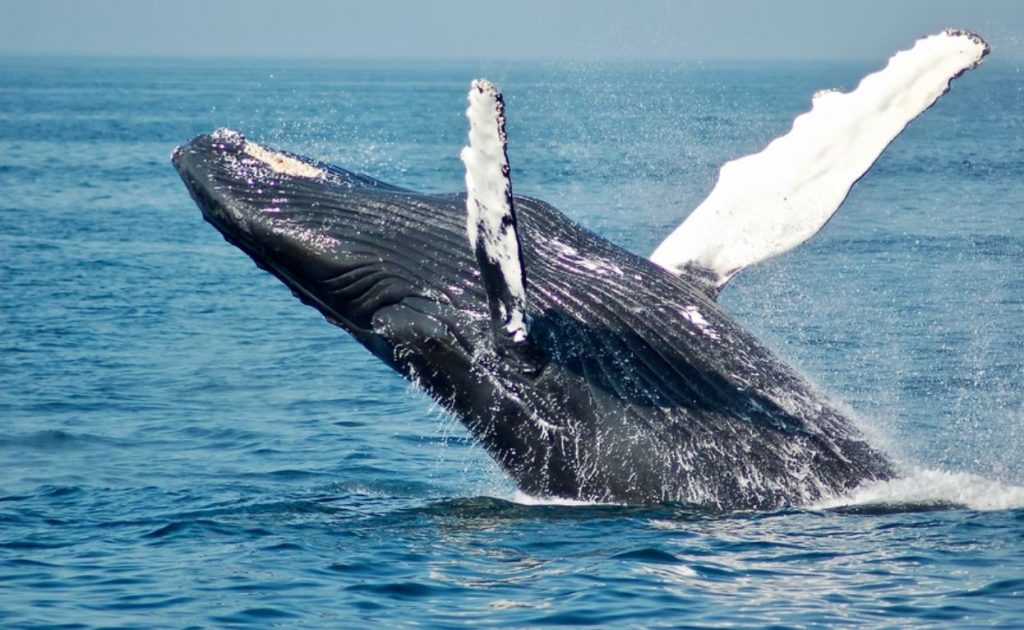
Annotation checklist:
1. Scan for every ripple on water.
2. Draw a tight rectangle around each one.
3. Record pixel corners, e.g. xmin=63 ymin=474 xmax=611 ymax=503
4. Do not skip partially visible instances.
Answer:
xmin=2 ymin=57 xmax=1023 ymax=628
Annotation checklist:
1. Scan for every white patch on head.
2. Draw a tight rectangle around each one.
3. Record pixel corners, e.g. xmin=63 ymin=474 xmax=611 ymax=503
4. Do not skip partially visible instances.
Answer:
xmin=242 ymin=141 xmax=326 ymax=179
xmin=211 ymin=127 xmax=244 ymax=142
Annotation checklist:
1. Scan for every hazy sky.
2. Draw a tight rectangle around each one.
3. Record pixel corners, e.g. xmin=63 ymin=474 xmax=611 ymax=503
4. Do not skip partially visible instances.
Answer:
xmin=1 ymin=0 xmax=1022 ymax=61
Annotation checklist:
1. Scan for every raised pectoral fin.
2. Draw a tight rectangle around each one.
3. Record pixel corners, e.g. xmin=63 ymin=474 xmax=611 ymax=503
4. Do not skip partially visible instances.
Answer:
xmin=461 ymin=79 xmax=531 ymax=345
xmin=651 ymin=29 xmax=989 ymax=295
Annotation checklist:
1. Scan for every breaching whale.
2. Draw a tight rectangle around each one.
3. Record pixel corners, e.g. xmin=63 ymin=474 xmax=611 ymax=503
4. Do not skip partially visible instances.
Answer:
xmin=173 ymin=30 xmax=988 ymax=509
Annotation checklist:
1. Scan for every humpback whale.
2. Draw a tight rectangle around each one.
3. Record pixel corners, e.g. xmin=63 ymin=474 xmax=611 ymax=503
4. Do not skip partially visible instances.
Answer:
xmin=172 ymin=30 xmax=988 ymax=510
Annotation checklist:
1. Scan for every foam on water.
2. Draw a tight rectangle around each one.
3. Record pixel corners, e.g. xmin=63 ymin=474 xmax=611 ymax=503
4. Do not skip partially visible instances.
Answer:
xmin=514 ymin=470 xmax=1024 ymax=513
xmin=814 ymin=467 xmax=1024 ymax=511
xmin=510 ymin=490 xmax=608 ymax=507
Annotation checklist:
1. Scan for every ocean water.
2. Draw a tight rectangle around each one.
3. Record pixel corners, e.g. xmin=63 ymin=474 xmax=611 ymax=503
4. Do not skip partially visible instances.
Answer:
xmin=2 ymin=55 xmax=1023 ymax=627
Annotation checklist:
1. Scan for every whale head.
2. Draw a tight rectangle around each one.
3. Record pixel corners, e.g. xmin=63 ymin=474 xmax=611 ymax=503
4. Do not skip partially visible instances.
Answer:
xmin=172 ymin=129 xmax=482 ymax=358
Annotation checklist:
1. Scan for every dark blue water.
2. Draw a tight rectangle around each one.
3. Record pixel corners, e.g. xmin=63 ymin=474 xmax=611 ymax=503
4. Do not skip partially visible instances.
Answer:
xmin=2 ymin=56 xmax=1023 ymax=627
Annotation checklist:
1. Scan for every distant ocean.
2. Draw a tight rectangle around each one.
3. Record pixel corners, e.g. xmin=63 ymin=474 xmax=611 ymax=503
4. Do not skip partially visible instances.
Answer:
xmin=2 ymin=55 xmax=1022 ymax=627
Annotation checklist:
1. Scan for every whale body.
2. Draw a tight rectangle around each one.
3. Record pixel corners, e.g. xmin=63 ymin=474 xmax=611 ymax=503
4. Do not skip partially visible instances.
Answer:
xmin=173 ymin=130 xmax=894 ymax=510
xmin=172 ymin=29 xmax=989 ymax=509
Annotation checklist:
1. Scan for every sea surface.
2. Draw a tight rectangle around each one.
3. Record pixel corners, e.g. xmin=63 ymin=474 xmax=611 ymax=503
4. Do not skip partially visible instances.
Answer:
xmin=2 ymin=55 xmax=1023 ymax=627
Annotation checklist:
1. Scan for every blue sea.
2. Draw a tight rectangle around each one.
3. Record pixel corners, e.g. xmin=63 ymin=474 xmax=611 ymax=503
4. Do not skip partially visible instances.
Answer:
xmin=2 ymin=55 xmax=1023 ymax=627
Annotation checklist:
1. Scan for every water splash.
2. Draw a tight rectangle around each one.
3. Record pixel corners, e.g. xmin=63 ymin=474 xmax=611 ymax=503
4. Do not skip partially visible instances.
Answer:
xmin=510 ymin=491 xmax=606 ymax=507
xmin=814 ymin=467 xmax=1024 ymax=512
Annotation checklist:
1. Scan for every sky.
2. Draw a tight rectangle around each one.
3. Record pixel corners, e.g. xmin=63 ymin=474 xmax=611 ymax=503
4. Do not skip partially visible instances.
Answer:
xmin=1 ymin=0 xmax=1022 ymax=62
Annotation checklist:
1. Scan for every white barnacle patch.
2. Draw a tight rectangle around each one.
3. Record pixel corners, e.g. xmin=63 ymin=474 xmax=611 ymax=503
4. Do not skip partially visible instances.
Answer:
xmin=242 ymin=141 xmax=327 ymax=179
xmin=680 ymin=305 xmax=720 ymax=340
xmin=211 ymin=127 xmax=244 ymax=143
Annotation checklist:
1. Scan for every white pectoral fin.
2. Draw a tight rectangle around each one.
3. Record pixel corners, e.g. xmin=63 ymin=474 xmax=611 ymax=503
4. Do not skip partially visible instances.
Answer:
xmin=650 ymin=28 xmax=990 ymax=294
xmin=461 ymin=79 xmax=530 ymax=343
